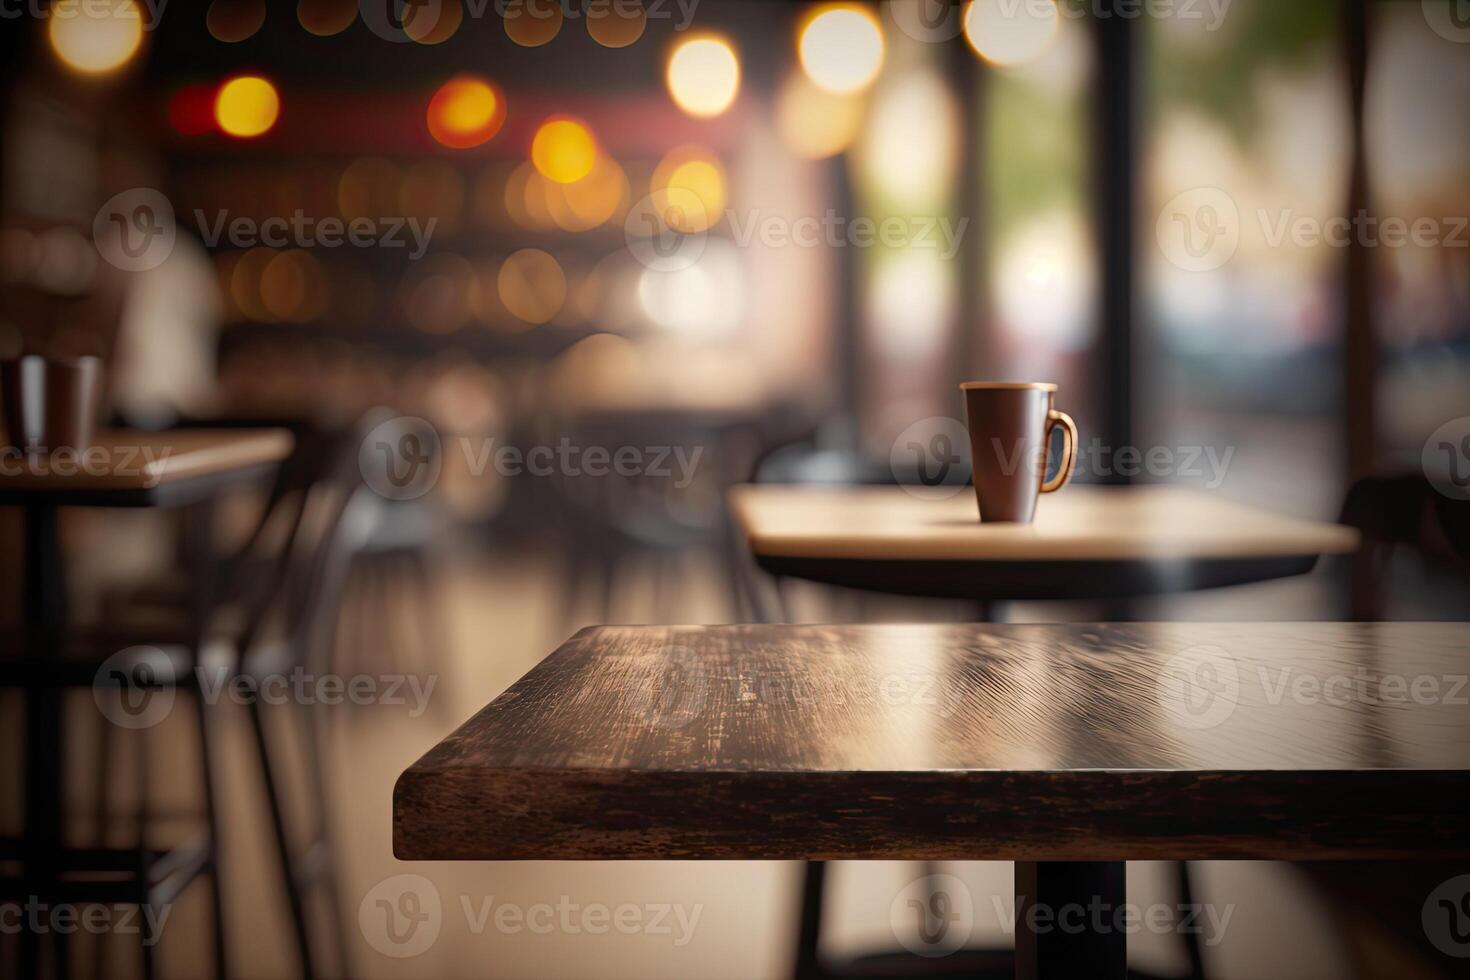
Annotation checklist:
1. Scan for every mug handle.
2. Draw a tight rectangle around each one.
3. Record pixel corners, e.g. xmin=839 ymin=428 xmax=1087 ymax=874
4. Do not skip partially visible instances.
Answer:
xmin=1040 ymin=410 xmax=1078 ymax=493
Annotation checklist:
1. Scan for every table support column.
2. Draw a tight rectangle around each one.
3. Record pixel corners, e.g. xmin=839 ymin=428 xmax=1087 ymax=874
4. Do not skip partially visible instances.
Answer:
xmin=1014 ymin=861 xmax=1126 ymax=980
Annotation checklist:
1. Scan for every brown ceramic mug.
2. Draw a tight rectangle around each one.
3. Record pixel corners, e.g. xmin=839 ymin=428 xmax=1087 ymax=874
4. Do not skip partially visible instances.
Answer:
xmin=961 ymin=382 xmax=1078 ymax=523
xmin=0 ymin=355 xmax=100 ymax=452
xmin=1 ymin=355 xmax=46 ymax=451
xmin=44 ymin=356 xmax=101 ymax=452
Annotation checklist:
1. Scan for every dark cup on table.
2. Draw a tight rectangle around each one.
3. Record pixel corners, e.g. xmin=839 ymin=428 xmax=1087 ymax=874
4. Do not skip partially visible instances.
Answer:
xmin=1 ymin=354 xmax=101 ymax=453
xmin=961 ymin=382 xmax=1078 ymax=523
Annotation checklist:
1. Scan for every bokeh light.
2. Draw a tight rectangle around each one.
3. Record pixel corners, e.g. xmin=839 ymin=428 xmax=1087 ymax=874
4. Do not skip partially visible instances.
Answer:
xmin=587 ymin=0 xmax=646 ymax=48
xmin=260 ymin=249 xmax=329 ymax=323
xmin=169 ymin=84 xmax=219 ymax=136
xmin=402 ymin=254 xmax=479 ymax=334
xmin=666 ymin=36 xmax=740 ymax=118
xmin=637 ymin=240 xmax=744 ymax=337
xmin=963 ymin=0 xmax=1059 ymax=67
xmin=651 ymin=146 xmax=727 ymax=234
xmin=215 ymin=76 xmax=280 ymax=139
xmin=427 ymin=75 xmax=506 ymax=149
xmin=858 ymin=70 xmax=959 ymax=207
xmin=504 ymin=0 xmax=563 ymax=47
xmin=48 ymin=0 xmax=145 ymax=75
xmin=532 ymin=117 xmax=598 ymax=185
xmin=399 ymin=161 xmax=466 ymax=235
xmin=406 ymin=0 xmax=462 ymax=44
xmin=337 ymin=157 xmax=401 ymax=219
xmin=207 ymin=0 xmax=265 ymax=42
xmin=546 ymin=157 xmax=630 ymax=231
xmin=498 ymin=248 xmax=566 ymax=325
xmin=798 ymin=5 xmax=885 ymax=95
xmin=775 ymin=70 xmax=864 ymax=160
xmin=297 ymin=0 xmax=358 ymax=36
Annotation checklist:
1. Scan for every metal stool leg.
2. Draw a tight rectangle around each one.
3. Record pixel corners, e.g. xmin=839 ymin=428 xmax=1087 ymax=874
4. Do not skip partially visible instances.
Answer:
xmin=793 ymin=861 xmax=827 ymax=980
xmin=247 ymin=695 xmax=317 ymax=980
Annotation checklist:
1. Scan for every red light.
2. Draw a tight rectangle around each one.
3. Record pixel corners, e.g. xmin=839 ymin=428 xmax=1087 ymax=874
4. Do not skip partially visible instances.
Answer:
xmin=169 ymin=84 xmax=217 ymax=136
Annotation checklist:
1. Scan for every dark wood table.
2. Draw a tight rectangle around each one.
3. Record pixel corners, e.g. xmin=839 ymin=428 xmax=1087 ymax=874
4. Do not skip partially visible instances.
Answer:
xmin=729 ymin=484 xmax=1360 ymax=603
xmin=2 ymin=428 xmax=293 ymax=978
xmin=395 ymin=622 xmax=1470 ymax=979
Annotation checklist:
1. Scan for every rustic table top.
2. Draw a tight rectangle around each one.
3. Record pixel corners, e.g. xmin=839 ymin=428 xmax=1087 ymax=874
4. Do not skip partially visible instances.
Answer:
xmin=728 ymin=485 xmax=1360 ymax=563
xmin=395 ymin=622 xmax=1470 ymax=862
xmin=0 ymin=429 xmax=293 ymax=504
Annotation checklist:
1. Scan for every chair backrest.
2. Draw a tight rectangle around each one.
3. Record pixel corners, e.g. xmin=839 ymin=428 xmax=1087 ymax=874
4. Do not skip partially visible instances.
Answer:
xmin=226 ymin=408 xmax=399 ymax=665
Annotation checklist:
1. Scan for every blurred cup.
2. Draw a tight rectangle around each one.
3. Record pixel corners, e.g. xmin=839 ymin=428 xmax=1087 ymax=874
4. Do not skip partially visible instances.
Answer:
xmin=0 ymin=354 xmax=101 ymax=453
xmin=961 ymin=382 xmax=1078 ymax=523
xmin=45 ymin=355 xmax=101 ymax=452
xmin=1 ymin=355 xmax=46 ymax=452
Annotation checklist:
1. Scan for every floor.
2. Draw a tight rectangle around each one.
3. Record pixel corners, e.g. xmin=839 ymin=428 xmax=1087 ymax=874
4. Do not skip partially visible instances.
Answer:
xmin=0 ymin=531 xmax=1449 ymax=979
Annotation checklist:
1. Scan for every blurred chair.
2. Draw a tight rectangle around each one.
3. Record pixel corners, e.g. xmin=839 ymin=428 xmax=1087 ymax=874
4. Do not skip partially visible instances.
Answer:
xmin=547 ymin=409 xmax=762 ymax=628
xmin=2 ymin=411 xmax=389 ymax=979
xmin=1338 ymin=473 xmax=1470 ymax=619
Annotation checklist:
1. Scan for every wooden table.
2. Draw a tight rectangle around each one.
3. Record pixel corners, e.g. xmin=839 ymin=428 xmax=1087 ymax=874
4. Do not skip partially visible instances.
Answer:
xmin=395 ymin=622 xmax=1470 ymax=979
xmin=729 ymin=484 xmax=1361 ymax=601
xmin=2 ymin=428 xmax=293 ymax=978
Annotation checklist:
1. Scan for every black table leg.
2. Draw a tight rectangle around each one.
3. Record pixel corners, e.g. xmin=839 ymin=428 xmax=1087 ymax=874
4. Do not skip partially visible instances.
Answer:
xmin=1015 ymin=861 xmax=1127 ymax=980
xmin=792 ymin=860 xmax=826 ymax=979
xmin=22 ymin=503 xmax=65 ymax=978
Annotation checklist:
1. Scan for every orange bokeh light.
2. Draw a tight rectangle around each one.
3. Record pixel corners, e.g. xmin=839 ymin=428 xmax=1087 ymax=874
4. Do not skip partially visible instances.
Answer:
xmin=427 ymin=76 xmax=506 ymax=150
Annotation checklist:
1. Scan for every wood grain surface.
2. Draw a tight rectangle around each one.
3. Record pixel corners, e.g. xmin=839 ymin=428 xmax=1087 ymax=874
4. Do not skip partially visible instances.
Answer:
xmin=395 ymin=622 xmax=1470 ymax=861
xmin=0 ymin=429 xmax=293 ymax=492
xmin=728 ymin=485 xmax=1360 ymax=562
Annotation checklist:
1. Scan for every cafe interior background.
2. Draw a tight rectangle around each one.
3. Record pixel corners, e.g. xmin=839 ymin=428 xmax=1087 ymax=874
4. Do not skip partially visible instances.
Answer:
xmin=1 ymin=0 xmax=1468 ymax=977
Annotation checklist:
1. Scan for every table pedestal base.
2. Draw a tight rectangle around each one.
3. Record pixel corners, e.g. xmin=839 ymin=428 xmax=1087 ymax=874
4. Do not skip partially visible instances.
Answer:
xmin=1015 ymin=861 xmax=1126 ymax=980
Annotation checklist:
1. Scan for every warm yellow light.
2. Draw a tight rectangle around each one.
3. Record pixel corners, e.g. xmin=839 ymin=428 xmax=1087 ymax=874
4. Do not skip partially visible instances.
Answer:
xmin=531 ymin=118 xmax=597 ymax=185
xmin=215 ymin=76 xmax=280 ymax=138
xmin=665 ymin=36 xmax=740 ymax=118
xmin=798 ymin=5 xmax=884 ymax=95
xmin=963 ymin=0 xmax=1059 ymax=67
xmin=505 ymin=0 xmax=563 ymax=46
xmin=775 ymin=70 xmax=864 ymax=160
xmin=652 ymin=147 xmax=726 ymax=234
xmin=406 ymin=0 xmax=462 ymax=44
xmin=546 ymin=157 xmax=630 ymax=232
xmin=587 ymin=0 xmax=645 ymax=48
xmin=297 ymin=0 xmax=358 ymax=36
xmin=48 ymin=0 xmax=144 ymax=75
xmin=427 ymin=76 xmax=505 ymax=149
xmin=207 ymin=0 xmax=265 ymax=42
xmin=497 ymin=248 xmax=566 ymax=325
